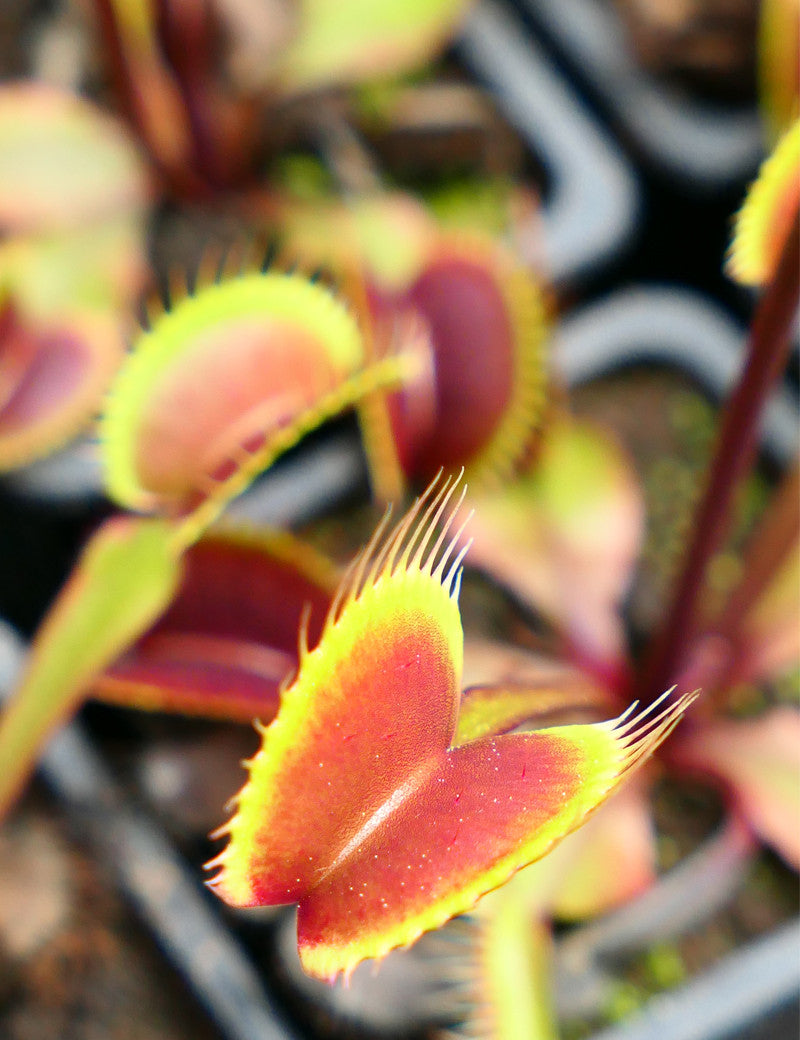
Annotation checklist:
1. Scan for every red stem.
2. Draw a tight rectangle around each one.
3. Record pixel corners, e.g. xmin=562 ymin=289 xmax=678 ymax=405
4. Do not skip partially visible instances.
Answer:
xmin=91 ymin=0 xmax=209 ymax=201
xmin=92 ymin=0 xmax=154 ymax=149
xmin=153 ymin=0 xmax=230 ymax=191
xmin=640 ymin=211 xmax=800 ymax=700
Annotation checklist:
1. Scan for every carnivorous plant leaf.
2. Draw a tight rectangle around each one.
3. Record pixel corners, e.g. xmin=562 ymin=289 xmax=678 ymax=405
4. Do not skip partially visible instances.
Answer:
xmin=676 ymin=708 xmax=800 ymax=869
xmin=101 ymin=269 xmax=416 ymax=540
xmin=0 ymin=308 xmax=126 ymax=470
xmin=278 ymin=0 xmax=475 ymax=91
xmin=93 ymin=525 xmax=338 ymax=722
xmin=0 ymin=518 xmax=181 ymax=819
xmin=276 ymin=192 xmax=550 ymax=492
xmin=383 ymin=233 xmax=549 ymax=485
xmin=208 ymin=475 xmax=695 ymax=980
xmin=467 ymin=416 xmax=644 ymax=688
xmin=0 ymin=82 xmax=149 ymax=233
xmin=727 ymin=118 xmax=800 ymax=286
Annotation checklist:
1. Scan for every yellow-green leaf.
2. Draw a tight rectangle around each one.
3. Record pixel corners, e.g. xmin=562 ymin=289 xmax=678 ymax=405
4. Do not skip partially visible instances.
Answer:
xmin=0 ymin=518 xmax=182 ymax=819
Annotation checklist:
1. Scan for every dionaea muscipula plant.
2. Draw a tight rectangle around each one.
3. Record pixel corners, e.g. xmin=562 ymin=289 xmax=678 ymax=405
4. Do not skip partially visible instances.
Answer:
xmin=0 ymin=82 xmax=150 ymax=470
xmin=0 ymin=262 xmax=420 ymax=819
xmin=726 ymin=119 xmax=800 ymax=287
xmin=371 ymin=230 xmax=550 ymax=490
xmin=0 ymin=223 xmax=692 ymax=1010
xmin=205 ymin=474 xmax=695 ymax=980
xmin=92 ymin=524 xmax=340 ymax=724
xmin=643 ymin=116 xmax=800 ymax=699
xmin=92 ymin=0 xmax=476 ymax=199
xmin=416 ymin=114 xmax=800 ymax=1040
xmin=274 ymin=190 xmax=551 ymax=500
xmin=101 ymin=260 xmax=422 ymax=544
xmin=2 ymin=112 xmax=795 ymax=1033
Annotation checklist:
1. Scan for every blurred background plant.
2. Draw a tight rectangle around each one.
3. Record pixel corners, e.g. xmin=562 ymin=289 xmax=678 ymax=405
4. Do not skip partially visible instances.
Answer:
xmin=0 ymin=1 xmax=798 ymax=1039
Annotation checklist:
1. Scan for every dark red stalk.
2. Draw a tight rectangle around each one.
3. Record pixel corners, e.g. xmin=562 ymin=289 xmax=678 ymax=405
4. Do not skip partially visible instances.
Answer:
xmin=91 ymin=0 xmax=208 ymax=200
xmin=640 ymin=210 xmax=800 ymax=700
xmin=93 ymin=0 xmax=154 ymax=153
xmin=152 ymin=0 xmax=231 ymax=191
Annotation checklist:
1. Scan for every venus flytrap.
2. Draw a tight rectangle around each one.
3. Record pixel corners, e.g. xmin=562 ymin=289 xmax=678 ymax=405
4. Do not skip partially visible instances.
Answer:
xmin=0 ymin=82 xmax=149 ymax=469
xmin=0 ymin=265 xmax=420 ymax=821
xmin=274 ymin=188 xmax=551 ymax=501
xmin=0 ymin=86 xmax=793 ymax=1040
xmin=99 ymin=264 xmax=421 ymax=544
xmin=224 ymin=111 xmax=797 ymax=1040
xmin=92 ymin=0 xmax=476 ymax=202
xmin=157 ymin=128 xmax=799 ymax=1004
xmin=422 ymin=115 xmax=800 ymax=1040
xmin=0 ymin=517 xmax=181 ymax=818
xmin=92 ymin=525 xmax=339 ymax=724
xmin=206 ymin=473 xmax=695 ymax=980
xmin=726 ymin=120 xmax=800 ymax=286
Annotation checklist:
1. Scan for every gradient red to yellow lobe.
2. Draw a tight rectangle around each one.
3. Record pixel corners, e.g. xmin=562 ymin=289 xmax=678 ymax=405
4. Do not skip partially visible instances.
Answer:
xmin=211 ymin=569 xmax=463 ymax=908
xmin=134 ymin=318 xmax=340 ymax=502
